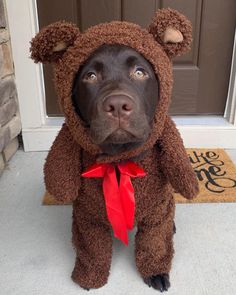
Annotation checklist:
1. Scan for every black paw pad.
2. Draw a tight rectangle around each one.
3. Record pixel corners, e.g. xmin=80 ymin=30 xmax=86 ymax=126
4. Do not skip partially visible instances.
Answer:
xmin=144 ymin=273 xmax=170 ymax=292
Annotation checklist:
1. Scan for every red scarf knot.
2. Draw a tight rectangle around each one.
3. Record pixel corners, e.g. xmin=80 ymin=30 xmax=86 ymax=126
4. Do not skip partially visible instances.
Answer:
xmin=81 ymin=161 xmax=146 ymax=245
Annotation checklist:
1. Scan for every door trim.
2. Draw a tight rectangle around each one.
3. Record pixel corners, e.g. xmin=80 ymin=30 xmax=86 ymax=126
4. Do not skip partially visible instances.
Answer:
xmin=225 ymin=29 xmax=236 ymax=125
xmin=6 ymin=0 xmax=236 ymax=151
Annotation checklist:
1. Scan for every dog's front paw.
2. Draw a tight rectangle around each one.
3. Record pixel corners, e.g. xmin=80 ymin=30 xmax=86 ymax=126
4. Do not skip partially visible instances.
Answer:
xmin=144 ymin=273 xmax=170 ymax=292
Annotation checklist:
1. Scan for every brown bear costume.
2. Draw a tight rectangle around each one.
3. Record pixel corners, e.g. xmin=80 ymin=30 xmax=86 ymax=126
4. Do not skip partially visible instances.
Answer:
xmin=30 ymin=8 xmax=199 ymax=290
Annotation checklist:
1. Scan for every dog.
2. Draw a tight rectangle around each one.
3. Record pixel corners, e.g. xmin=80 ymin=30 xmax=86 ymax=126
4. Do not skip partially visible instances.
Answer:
xmin=30 ymin=9 xmax=198 ymax=291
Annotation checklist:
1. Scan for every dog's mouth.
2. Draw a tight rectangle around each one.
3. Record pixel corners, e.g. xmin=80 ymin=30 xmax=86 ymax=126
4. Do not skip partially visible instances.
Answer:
xmin=96 ymin=127 xmax=150 ymax=156
xmin=104 ymin=128 xmax=138 ymax=144
xmin=89 ymin=116 xmax=150 ymax=146
xmin=88 ymin=118 xmax=151 ymax=155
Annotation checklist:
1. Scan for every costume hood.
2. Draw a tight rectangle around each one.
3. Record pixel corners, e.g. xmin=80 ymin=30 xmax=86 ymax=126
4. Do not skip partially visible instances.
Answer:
xmin=30 ymin=8 xmax=192 ymax=163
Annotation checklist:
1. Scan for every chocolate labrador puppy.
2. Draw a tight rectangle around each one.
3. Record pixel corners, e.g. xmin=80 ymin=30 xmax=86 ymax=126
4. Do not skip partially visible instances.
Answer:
xmin=72 ymin=44 xmax=174 ymax=291
xmin=72 ymin=44 xmax=159 ymax=157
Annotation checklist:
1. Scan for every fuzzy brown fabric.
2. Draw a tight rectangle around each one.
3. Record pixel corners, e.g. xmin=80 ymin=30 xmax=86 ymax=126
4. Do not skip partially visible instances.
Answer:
xmin=31 ymin=8 xmax=199 ymax=289
xmin=148 ymin=8 xmax=192 ymax=58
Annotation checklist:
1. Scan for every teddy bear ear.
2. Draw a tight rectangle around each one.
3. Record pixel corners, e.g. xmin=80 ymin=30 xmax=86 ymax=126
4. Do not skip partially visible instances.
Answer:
xmin=148 ymin=8 xmax=192 ymax=58
xmin=30 ymin=21 xmax=80 ymax=63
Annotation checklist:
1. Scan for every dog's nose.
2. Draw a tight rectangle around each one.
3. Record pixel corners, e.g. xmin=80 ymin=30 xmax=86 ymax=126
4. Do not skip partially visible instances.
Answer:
xmin=102 ymin=95 xmax=134 ymax=117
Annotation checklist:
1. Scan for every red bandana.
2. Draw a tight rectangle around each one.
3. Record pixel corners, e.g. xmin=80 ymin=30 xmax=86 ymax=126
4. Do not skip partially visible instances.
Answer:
xmin=82 ymin=161 xmax=146 ymax=245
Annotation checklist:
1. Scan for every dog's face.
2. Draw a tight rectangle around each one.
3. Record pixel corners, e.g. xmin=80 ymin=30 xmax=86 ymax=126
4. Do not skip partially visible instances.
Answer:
xmin=72 ymin=44 xmax=159 ymax=155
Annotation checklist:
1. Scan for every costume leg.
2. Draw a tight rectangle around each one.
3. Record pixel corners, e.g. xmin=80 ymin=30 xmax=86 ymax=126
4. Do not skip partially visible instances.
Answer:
xmin=71 ymin=208 xmax=112 ymax=289
xmin=135 ymin=197 xmax=175 ymax=291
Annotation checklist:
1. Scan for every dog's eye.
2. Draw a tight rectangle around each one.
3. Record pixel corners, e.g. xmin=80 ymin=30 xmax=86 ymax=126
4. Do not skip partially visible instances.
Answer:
xmin=84 ymin=72 xmax=97 ymax=82
xmin=132 ymin=67 xmax=148 ymax=80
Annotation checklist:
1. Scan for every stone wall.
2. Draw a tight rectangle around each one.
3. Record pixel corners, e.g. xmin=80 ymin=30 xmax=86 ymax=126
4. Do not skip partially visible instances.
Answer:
xmin=0 ymin=0 xmax=21 ymax=175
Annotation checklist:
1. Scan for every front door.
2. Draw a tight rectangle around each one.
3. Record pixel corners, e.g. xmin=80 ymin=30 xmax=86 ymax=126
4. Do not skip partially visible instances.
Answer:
xmin=37 ymin=0 xmax=236 ymax=116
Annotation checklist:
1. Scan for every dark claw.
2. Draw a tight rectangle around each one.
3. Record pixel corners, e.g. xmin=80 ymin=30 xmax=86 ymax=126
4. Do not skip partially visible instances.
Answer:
xmin=144 ymin=273 xmax=170 ymax=292
xmin=144 ymin=276 xmax=152 ymax=287
xmin=173 ymin=221 xmax=176 ymax=234
xmin=82 ymin=287 xmax=90 ymax=291
xmin=160 ymin=274 xmax=170 ymax=291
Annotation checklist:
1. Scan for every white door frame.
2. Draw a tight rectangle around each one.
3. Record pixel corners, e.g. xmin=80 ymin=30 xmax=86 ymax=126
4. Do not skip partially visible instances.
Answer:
xmin=5 ymin=0 xmax=236 ymax=151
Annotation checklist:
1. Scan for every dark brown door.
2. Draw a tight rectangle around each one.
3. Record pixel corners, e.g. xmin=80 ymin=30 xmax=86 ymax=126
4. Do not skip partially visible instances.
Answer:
xmin=37 ymin=0 xmax=236 ymax=116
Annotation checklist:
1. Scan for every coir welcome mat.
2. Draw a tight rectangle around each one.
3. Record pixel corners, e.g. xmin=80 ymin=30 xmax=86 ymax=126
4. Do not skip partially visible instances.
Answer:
xmin=43 ymin=149 xmax=236 ymax=205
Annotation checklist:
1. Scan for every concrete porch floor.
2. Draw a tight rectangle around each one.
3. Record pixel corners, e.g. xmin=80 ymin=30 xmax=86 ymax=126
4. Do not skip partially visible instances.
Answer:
xmin=0 ymin=149 xmax=236 ymax=295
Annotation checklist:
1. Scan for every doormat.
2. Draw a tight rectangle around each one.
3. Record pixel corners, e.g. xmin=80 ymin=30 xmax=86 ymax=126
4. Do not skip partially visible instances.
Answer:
xmin=42 ymin=149 xmax=236 ymax=205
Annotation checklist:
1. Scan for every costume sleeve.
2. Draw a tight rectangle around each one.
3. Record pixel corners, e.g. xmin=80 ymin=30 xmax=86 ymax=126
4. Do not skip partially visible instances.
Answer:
xmin=44 ymin=123 xmax=82 ymax=203
xmin=158 ymin=116 xmax=199 ymax=199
